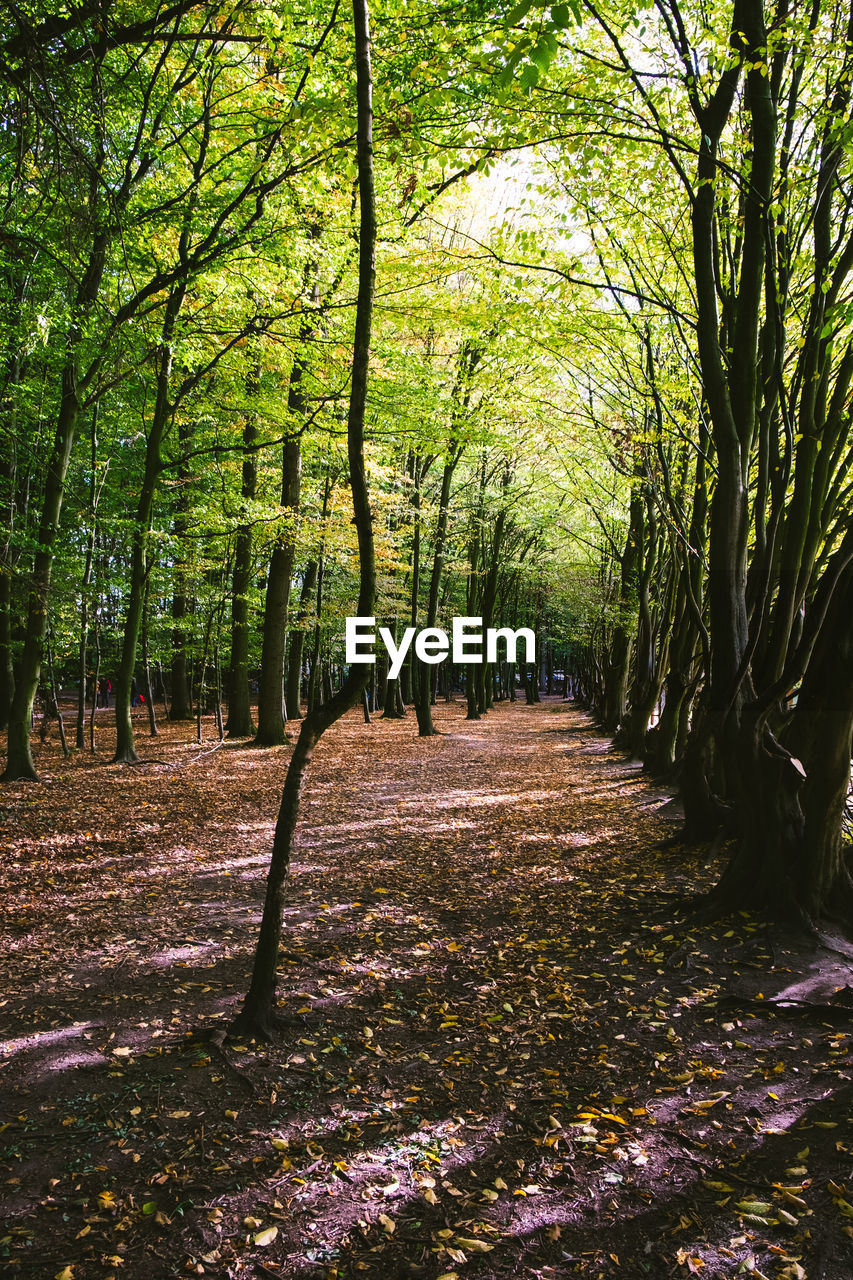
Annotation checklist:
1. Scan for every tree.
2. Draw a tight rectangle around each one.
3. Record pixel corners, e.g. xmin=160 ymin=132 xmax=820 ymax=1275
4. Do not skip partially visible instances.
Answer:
xmin=231 ymin=0 xmax=377 ymax=1039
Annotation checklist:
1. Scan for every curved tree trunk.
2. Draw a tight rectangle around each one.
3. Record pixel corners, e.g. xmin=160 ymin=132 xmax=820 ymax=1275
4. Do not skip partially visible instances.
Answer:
xmin=230 ymin=0 xmax=377 ymax=1039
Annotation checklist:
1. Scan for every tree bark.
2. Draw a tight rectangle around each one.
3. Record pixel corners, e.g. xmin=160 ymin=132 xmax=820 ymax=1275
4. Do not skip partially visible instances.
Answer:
xmin=285 ymin=558 xmax=318 ymax=721
xmin=413 ymin=448 xmax=457 ymax=735
xmin=226 ymin=382 xmax=258 ymax=737
xmin=115 ymin=285 xmax=185 ymax=763
xmin=0 ymin=347 xmax=21 ymax=733
xmin=231 ymin=0 xmax=377 ymax=1038
xmin=255 ymin=355 xmax=308 ymax=745
xmin=3 ymin=228 xmax=109 ymax=781
xmin=169 ymin=419 xmax=194 ymax=721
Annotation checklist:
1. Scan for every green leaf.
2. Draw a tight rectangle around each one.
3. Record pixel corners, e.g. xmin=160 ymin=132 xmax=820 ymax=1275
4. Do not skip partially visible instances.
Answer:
xmin=505 ymin=0 xmax=536 ymax=23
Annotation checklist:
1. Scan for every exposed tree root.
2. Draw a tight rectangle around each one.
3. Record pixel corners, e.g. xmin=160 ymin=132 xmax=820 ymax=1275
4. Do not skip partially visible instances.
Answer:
xmin=716 ymin=992 xmax=853 ymax=1022
xmin=227 ymin=1004 xmax=309 ymax=1044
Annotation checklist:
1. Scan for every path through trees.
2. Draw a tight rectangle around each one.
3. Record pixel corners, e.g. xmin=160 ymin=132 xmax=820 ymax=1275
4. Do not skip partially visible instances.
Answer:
xmin=1 ymin=700 xmax=851 ymax=1278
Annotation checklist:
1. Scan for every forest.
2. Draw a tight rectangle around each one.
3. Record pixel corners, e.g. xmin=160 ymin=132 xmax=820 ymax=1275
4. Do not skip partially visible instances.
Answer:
xmin=1 ymin=0 xmax=853 ymax=1276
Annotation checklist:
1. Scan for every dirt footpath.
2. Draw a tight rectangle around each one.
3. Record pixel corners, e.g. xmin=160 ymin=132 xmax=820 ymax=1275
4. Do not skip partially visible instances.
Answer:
xmin=1 ymin=698 xmax=851 ymax=1279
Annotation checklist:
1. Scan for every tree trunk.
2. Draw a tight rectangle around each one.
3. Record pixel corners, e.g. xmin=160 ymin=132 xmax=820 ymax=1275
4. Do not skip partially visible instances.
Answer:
xmin=76 ymin=406 xmax=99 ymax=750
xmin=115 ymin=286 xmax=185 ymax=763
xmin=4 ymin=372 xmax=88 ymax=779
xmin=3 ymin=227 xmax=109 ymax=780
xmin=255 ymin=362 xmax=306 ymax=744
xmin=0 ymin=351 xmax=21 ymax=733
xmin=43 ymin=626 xmax=69 ymax=758
xmin=712 ymin=555 xmax=853 ymax=922
xmin=89 ymin=616 xmax=100 ymax=753
xmin=226 ymin=393 xmax=257 ymax=737
xmin=285 ymin=558 xmax=318 ymax=721
xmin=231 ymin=0 xmax=376 ymax=1040
xmin=382 ymin=619 xmax=406 ymax=718
xmin=401 ymin=452 xmax=423 ymax=707
xmin=169 ymin=420 xmax=194 ymax=721
xmin=414 ymin=446 xmax=460 ymax=735
xmin=141 ymin=575 xmax=158 ymax=737
xmin=603 ymin=481 xmax=642 ymax=733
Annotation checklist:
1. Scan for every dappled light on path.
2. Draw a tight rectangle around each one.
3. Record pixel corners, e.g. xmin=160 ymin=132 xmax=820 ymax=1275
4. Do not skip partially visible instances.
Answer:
xmin=1 ymin=699 xmax=851 ymax=1278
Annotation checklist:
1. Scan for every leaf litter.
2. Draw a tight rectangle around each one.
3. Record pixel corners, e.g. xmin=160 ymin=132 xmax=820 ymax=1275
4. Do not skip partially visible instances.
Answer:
xmin=0 ymin=699 xmax=852 ymax=1278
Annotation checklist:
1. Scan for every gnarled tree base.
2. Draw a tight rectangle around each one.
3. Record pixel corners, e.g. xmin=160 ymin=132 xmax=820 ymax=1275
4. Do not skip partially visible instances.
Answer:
xmin=227 ymin=1005 xmax=307 ymax=1043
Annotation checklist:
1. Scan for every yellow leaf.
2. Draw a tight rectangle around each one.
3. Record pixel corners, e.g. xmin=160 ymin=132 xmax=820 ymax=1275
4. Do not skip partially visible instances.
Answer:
xmin=253 ymin=1226 xmax=278 ymax=1246
xmin=693 ymin=1093 xmax=731 ymax=1111
xmin=454 ymin=1238 xmax=494 ymax=1252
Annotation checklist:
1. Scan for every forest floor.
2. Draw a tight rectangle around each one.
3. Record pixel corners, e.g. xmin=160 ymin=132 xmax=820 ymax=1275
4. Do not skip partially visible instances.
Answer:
xmin=1 ymin=697 xmax=852 ymax=1280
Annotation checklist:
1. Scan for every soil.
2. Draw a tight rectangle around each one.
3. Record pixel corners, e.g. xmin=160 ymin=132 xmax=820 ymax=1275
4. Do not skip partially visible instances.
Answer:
xmin=1 ymin=696 xmax=852 ymax=1280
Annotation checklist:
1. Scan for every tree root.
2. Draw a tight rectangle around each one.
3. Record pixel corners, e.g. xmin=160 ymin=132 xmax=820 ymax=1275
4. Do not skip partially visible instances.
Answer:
xmin=227 ymin=1004 xmax=307 ymax=1044
xmin=202 ymin=1028 xmax=256 ymax=1090
xmin=716 ymin=992 xmax=853 ymax=1022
